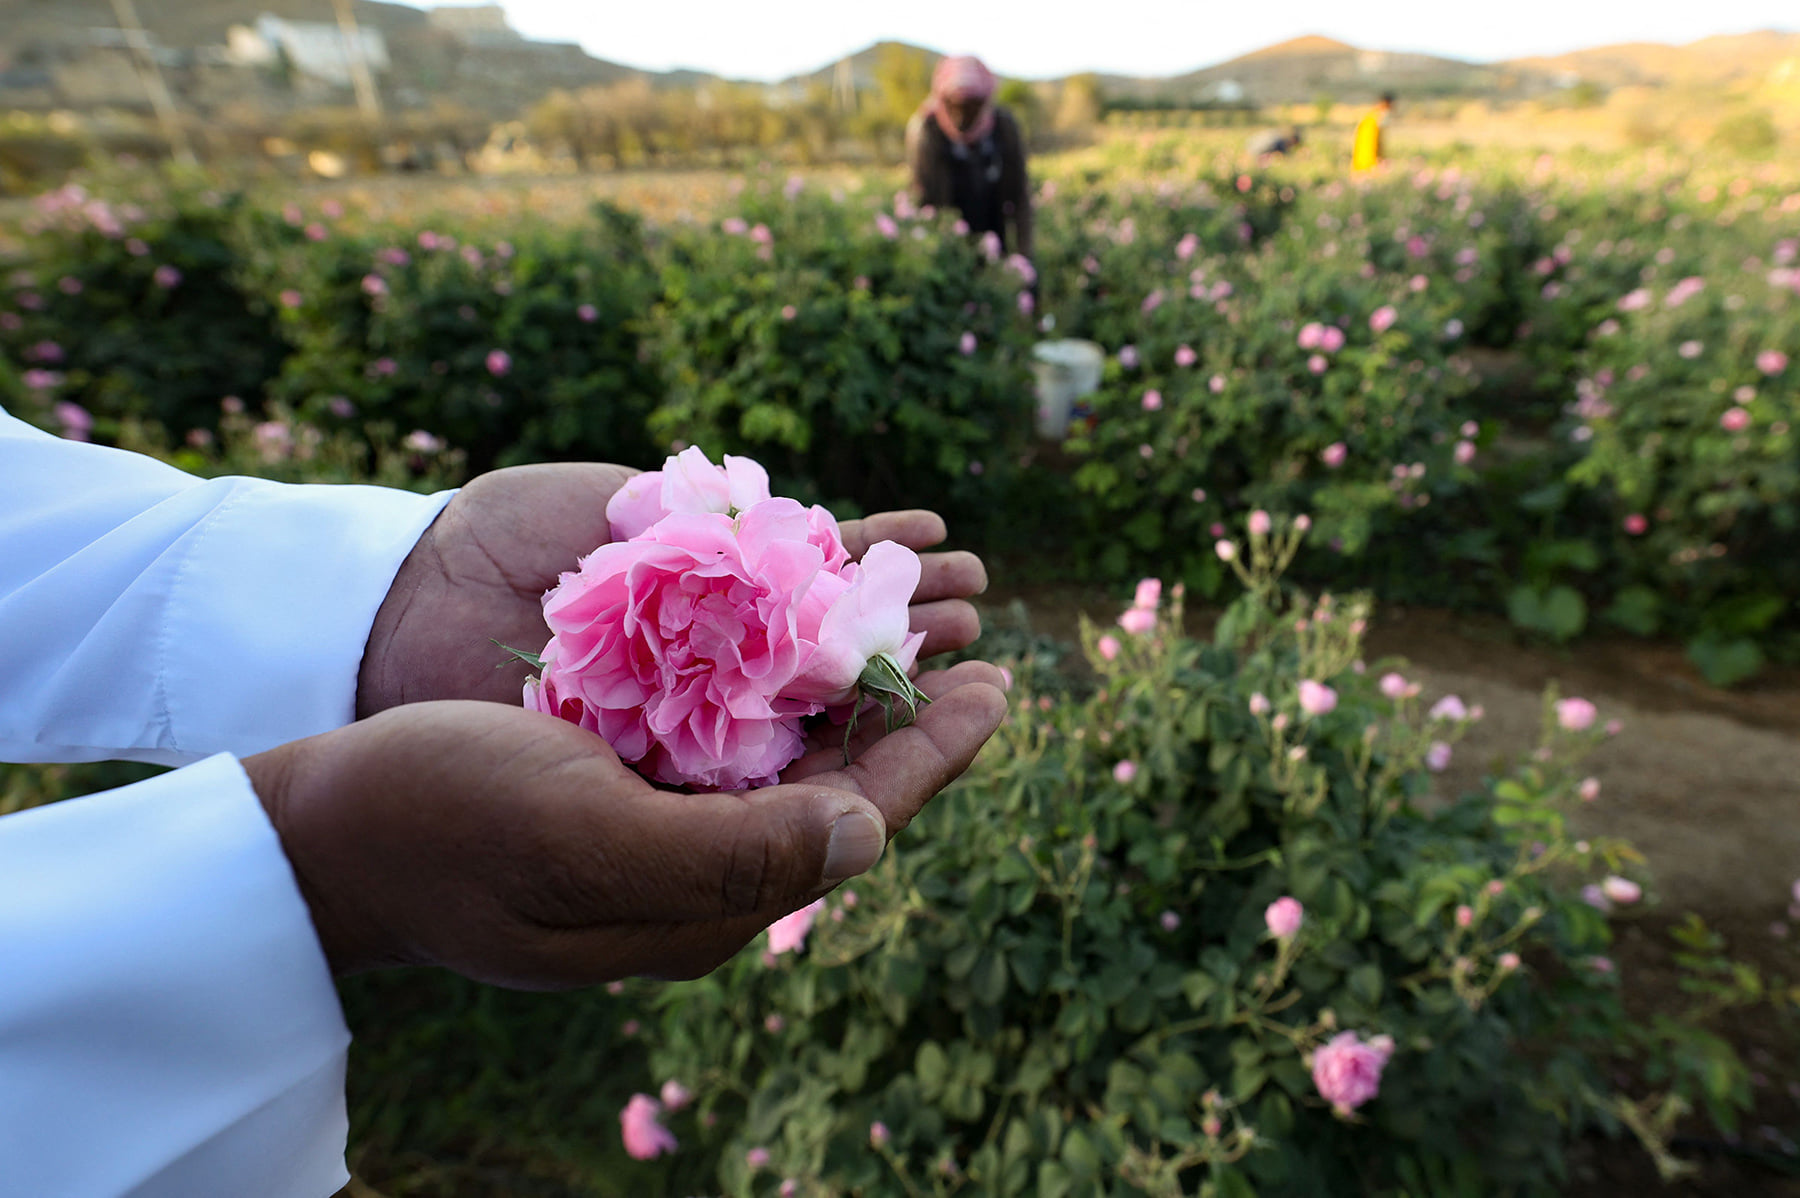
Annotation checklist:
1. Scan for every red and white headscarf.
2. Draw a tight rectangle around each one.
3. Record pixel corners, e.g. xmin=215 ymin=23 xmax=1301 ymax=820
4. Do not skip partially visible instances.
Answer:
xmin=922 ymin=55 xmax=998 ymax=146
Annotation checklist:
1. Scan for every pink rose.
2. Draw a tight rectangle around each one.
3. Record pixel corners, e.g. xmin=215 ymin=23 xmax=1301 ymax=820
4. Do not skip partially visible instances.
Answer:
xmin=528 ymin=512 xmax=814 ymax=789
xmin=1369 ymin=306 xmax=1398 ymax=334
xmin=1297 ymin=322 xmax=1324 ymax=350
xmin=1215 ymin=540 xmax=1237 ymax=562
xmin=789 ymin=540 xmax=926 ymax=705
xmin=660 ymin=1080 xmax=693 ymax=1110
xmin=1249 ymin=692 xmax=1270 ymax=715
xmin=1113 ymin=760 xmax=1138 ymax=784
xmin=1265 ymin=896 xmax=1304 ymax=939
xmin=1426 ymin=742 xmax=1452 ymax=772
xmin=1622 ymin=513 xmax=1648 ymax=536
xmin=1601 ymin=876 xmax=1641 ymax=904
xmin=485 ymin=349 xmax=511 ymax=377
xmin=1118 ymin=606 xmax=1156 ymax=635
xmin=1379 ymin=673 xmax=1409 ymax=699
xmin=1579 ymin=777 xmax=1601 ymax=801
xmin=1248 ymin=510 xmax=1271 ymax=537
xmin=959 ymin=331 xmax=977 ymax=356
xmin=1454 ymin=440 xmax=1476 ymax=465
xmin=1142 ymin=389 xmax=1163 ymax=411
xmin=1720 ymin=407 xmax=1751 ymax=432
xmin=1455 ymin=905 xmax=1474 ymax=928
xmin=620 ymin=1095 xmax=677 ymax=1160
xmin=870 ymin=1121 xmax=890 ymax=1148
xmin=1757 ymin=350 xmax=1789 ymax=375
xmin=1298 ymin=680 xmax=1337 ymax=717
xmin=1311 ymin=1031 xmax=1394 ymax=1116
xmin=1134 ymin=579 xmax=1162 ymax=610
xmin=767 ymin=898 xmax=825 ymax=955
xmin=875 ymin=213 xmax=899 ymax=239
xmin=605 ymin=446 xmax=776 ymax=540
xmin=153 ymin=264 xmax=182 ymax=289
xmin=1556 ymin=697 xmax=1597 ymax=731
xmin=1308 ymin=354 xmax=1329 ymax=374
xmin=53 ymin=401 xmax=92 ymax=441
xmin=1118 ymin=345 xmax=1139 ymax=369
xmin=1320 ymin=325 xmax=1346 ymax=353
xmin=1174 ymin=345 xmax=1197 ymax=368
xmin=1321 ymin=442 xmax=1348 ymax=469
xmin=1097 ymin=634 xmax=1121 ymax=661
xmin=1429 ymin=695 xmax=1467 ymax=721
xmin=1498 ymin=952 xmax=1521 ymax=972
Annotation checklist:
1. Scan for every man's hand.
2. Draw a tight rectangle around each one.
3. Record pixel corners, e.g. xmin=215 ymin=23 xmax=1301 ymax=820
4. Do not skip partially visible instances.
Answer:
xmin=247 ymin=665 xmax=1007 ymax=987
xmin=356 ymin=464 xmax=988 ymax=717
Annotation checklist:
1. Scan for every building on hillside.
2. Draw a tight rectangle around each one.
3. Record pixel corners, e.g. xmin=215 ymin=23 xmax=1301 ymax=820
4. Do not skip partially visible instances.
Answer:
xmin=225 ymin=16 xmax=389 ymax=90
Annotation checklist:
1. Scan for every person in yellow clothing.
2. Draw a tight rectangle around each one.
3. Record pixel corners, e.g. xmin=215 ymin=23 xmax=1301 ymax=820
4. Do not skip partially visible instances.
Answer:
xmin=1352 ymin=91 xmax=1395 ymax=173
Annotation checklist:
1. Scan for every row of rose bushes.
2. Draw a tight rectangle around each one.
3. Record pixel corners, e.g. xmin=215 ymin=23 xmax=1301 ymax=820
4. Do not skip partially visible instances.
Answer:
xmin=333 ymin=531 xmax=1793 ymax=1195
xmin=2 ymin=162 xmax=1796 ymax=679
xmin=1038 ymin=158 xmax=1799 ymax=683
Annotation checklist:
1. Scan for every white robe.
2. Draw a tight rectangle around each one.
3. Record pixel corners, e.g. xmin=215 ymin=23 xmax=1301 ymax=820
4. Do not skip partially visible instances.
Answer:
xmin=0 ymin=407 xmax=454 ymax=1196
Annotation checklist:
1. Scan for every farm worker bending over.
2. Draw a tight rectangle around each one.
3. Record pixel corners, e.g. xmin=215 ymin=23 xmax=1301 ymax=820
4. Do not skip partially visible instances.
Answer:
xmin=1352 ymin=91 xmax=1395 ymax=173
xmin=0 ymin=404 xmax=1005 ymax=1197
xmin=906 ymin=55 xmax=1034 ymax=260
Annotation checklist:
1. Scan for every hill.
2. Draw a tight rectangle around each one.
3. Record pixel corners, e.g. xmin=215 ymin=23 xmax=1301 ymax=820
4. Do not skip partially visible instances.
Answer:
xmin=1502 ymin=30 xmax=1800 ymax=88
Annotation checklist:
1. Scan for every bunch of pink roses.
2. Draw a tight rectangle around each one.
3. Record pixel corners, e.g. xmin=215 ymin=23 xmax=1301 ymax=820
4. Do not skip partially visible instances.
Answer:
xmin=522 ymin=448 xmax=927 ymax=790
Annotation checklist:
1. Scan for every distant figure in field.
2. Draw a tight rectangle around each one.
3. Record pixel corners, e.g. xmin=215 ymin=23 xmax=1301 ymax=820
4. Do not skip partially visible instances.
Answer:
xmin=1352 ymin=92 xmax=1395 ymax=173
xmin=906 ymin=56 xmax=1034 ymax=259
xmin=1249 ymin=125 xmax=1305 ymax=159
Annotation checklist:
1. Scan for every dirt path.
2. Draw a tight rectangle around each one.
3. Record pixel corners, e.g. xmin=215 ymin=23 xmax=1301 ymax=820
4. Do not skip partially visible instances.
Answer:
xmin=980 ymin=586 xmax=1800 ymax=929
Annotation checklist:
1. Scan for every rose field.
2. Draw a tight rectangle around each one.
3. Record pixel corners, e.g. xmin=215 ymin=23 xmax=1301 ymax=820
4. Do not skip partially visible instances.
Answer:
xmin=3 ymin=132 xmax=1799 ymax=1195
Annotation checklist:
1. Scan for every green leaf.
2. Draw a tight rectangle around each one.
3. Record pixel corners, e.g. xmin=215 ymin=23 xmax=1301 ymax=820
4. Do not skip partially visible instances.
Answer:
xmin=1605 ymin=586 xmax=1662 ymax=637
xmin=1060 ymin=1129 xmax=1100 ymax=1179
xmin=916 ymin=1041 xmax=949 ymax=1095
xmin=1688 ymin=634 xmax=1764 ymax=688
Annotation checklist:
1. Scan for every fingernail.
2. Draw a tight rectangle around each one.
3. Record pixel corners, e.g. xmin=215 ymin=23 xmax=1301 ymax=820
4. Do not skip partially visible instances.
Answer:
xmin=823 ymin=811 xmax=885 ymax=881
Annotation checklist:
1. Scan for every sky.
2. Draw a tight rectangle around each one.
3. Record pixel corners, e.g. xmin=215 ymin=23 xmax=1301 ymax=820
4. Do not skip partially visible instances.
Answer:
xmin=403 ymin=1 xmax=1798 ymax=82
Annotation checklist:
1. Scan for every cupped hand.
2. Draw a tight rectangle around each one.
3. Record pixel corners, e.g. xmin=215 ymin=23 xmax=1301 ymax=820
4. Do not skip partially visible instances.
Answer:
xmin=356 ymin=463 xmax=988 ymax=717
xmin=247 ymin=663 xmax=1006 ymax=987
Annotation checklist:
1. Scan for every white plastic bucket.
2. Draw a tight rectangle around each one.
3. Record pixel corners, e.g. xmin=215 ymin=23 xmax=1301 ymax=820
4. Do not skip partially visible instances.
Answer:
xmin=1030 ymin=339 xmax=1105 ymax=440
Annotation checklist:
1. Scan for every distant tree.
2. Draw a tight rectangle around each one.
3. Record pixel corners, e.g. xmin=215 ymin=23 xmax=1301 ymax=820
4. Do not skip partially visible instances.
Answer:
xmin=867 ymin=43 xmax=935 ymax=137
xmin=1712 ymin=108 xmax=1779 ymax=157
xmin=1313 ymin=92 xmax=1334 ymax=124
xmin=1054 ymin=73 xmax=1102 ymax=133
xmin=996 ymin=78 xmax=1043 ymax=143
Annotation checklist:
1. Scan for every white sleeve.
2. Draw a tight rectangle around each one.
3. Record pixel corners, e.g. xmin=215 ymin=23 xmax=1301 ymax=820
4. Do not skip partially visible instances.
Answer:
xmin=0 ymin=407 xmax=454 ymax=766
xmin=0 ymin=753 xmax=351 ymax=1198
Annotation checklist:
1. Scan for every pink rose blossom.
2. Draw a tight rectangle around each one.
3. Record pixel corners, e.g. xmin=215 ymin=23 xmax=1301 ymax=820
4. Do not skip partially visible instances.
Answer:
xmin=1215 ymin=540 xmax=1237 ymax=562
xmin=1498 ymin=952 xmax=1521 ymax=972
xmin=1721 ymin=407 xmax=1751 ymax=431
xmin=485 ymin=349 xmax=511 ymax=376
xmin=1623 ymin=513 xmax=1648 ymax=535
xmin=1601 ymin=876 xmax=1641 ymax=904
xmin=767 ymin=898 xmax=825 ymax=955
xmin=1556 ymin=698 xmax=1597 ymax=731
xmin=660 ymin=1080 xmax=693 ymax=1110
xmin=1244 ymin=510 xmax=1270 ymax=537
xmin=1426 ymin=742 xmax=1452 ymax=772
xmin=870 ymin=1121 xmax=890 ymax=1148
xmin=747 ymin=1147 xmax=771 ymax=1168
xmin=1756 ymin=350 xmax=1788 ymax=375
xmin=1134 ymin=579 xmax=1162 ymax=610
xmin=578 ymin=303 xmax=598 ymax=322
xmin=53 ymin=401 xmax=92 ymax=441
xmin=1249 ymin=692 xmax=1270 ymax=715
xmin=1142 ymin=389 xmax=1162 ymax=411
xmin=1113 ymin=760 xmax=1138 ymax=784
xmin=1298 ymin=680 xmax=1337 ymax=717
xmin=1265 ymin=896 xmax=1304 ymax=939
xmin=1118 ymin=345 xmax=1139 ymax=369
xmin=1118 ymin=606 xmax=1156 ymax=635
xmin=1298 ymin=322 xmax=1325 ymax=350
xmin=959 ymin=331 xmax=977 ymax=356
xmin=1455 ymin=905 xmax=1474 ymax=928
xmin=1308 ymin=354 xmax=1329 ymax=374
xmin=1160 ymin=909 xmax=1180 ymax=931
xmin=1321 ymin=442 xmax=1347 ymax=469
xmin=1579 ymin=777 xmax=1601 ymax=801
xmin=1312 ymin=1032 xmax=1394 ymax=1116
xmin=1370 ymin=305 xmax=1398 ymax=334
xmin=1429 ymin=695 xmax=1468 ymax=721
xmin=1379 ymin=673 xmax=1409 ymax=700
xmin=1174 ymin=345 xmax=1197 ymax=368
xmin=153 ymin=264 xmax=182 ymax=289
xmin=1588 ymin=956 xmax=1615 ymax=974
xmin=1678 ymin=340 xmax=1703 ymax=359
xmin=1097 ymin=634 xmax=1121 ymax=661
xmin=1320 ymin=326 xmax=1346 ymax=353
xmin=620 ymin=1095 xmax=677 ymax=1160
xmin=874 ymin=213 xmax=899 ymax=239
xmin=1454 ymin=440 xmax=1476 ymax=465
xmin=279 ymin=289 xmax=303 ymax=308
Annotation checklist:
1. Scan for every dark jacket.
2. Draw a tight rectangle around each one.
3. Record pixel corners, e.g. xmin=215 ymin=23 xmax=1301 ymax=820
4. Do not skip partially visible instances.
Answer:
xmin=905 ymin=106 xmax=1033 ymax=258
